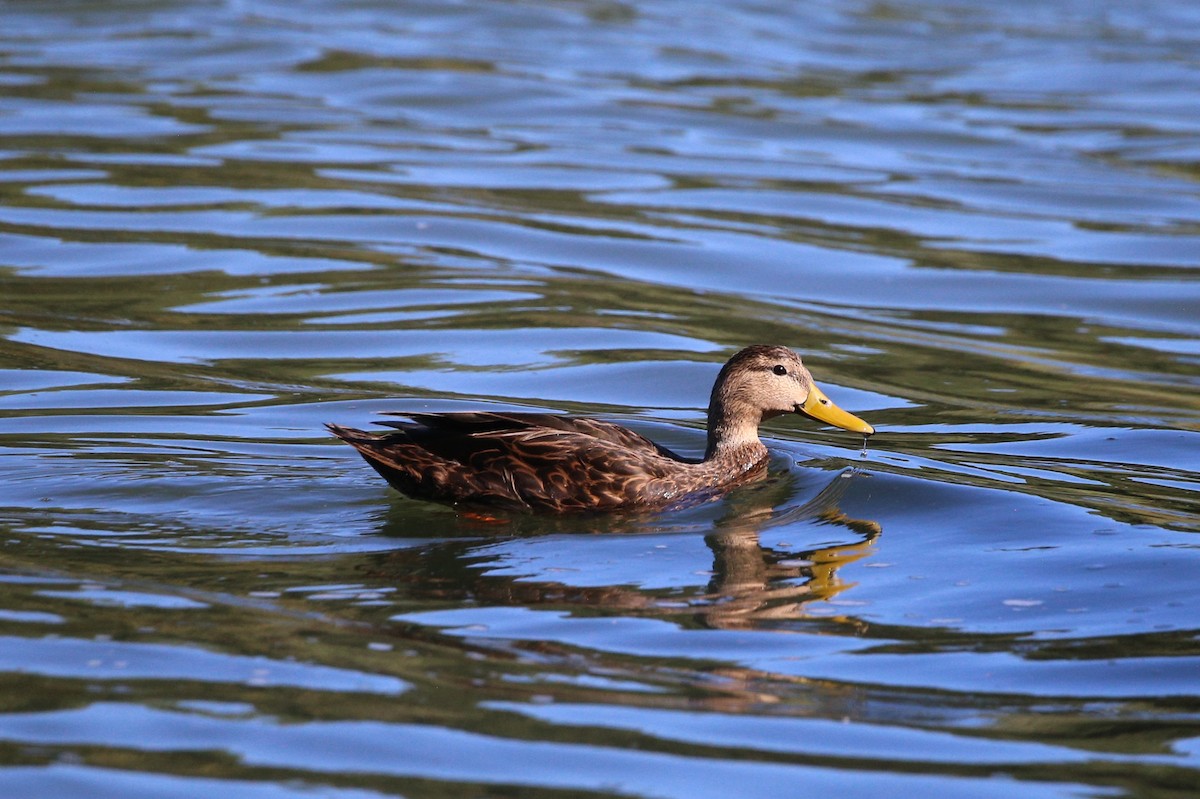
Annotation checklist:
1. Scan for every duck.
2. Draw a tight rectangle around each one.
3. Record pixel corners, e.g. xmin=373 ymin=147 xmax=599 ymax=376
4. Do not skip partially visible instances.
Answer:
xmin=326 ymin=345 xmax=874 ymax=514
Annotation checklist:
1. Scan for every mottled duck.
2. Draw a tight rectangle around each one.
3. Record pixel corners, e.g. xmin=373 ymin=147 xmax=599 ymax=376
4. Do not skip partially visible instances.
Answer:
xmin=327 ymin=345 xmax=873 ymax=513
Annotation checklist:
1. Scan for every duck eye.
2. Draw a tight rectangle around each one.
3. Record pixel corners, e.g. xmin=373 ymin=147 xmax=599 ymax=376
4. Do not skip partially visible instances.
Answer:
xmin=772 ymin=364 xmax=787 ymax=376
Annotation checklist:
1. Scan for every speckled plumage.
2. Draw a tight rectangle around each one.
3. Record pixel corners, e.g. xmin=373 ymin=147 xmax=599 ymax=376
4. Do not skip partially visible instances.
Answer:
xmin=328 ymin=346 xmax=874 ymax=513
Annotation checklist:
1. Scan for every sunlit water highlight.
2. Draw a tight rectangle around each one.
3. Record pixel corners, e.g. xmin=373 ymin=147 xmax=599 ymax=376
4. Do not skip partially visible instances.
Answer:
xmin=1 ymin=1 xmax=1198 ymax=798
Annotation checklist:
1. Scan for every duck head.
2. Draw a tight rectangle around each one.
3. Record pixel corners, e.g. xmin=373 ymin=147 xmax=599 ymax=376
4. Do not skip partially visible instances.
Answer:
xmin=707 ymin=345 xmax=874 ymax=453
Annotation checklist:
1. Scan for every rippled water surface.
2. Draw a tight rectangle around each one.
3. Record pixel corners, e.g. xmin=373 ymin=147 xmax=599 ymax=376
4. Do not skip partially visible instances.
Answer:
xmin=2 ymin=1 xmax=1199 ymax=796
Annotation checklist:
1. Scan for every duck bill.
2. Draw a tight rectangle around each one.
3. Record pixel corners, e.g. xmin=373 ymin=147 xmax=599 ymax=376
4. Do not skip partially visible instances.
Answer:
xmin=799 ymin=384 xmax=875 ymax=436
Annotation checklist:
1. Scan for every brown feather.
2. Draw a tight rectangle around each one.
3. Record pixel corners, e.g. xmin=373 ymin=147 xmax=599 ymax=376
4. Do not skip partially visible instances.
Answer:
xmin=327 ymin=345 xmax=872 ymax=513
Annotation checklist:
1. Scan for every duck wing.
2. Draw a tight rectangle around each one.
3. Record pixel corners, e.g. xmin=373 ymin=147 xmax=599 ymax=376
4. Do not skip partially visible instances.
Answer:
xmin=327 ymin=413 xmax=688 ymax=512
xmin=381 ymin=412 xmax=678 ymax=459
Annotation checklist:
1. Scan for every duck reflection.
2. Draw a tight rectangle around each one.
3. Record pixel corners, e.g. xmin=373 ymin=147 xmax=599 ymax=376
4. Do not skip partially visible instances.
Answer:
xmin=365 ymin=466 xmax=880 ymax=629
xmin=697 ymin=468 xmax=880 ymax=628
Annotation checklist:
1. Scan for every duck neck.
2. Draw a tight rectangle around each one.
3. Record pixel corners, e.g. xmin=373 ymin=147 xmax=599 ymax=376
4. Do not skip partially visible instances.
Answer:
xmin=704 ymin=394 xmax=768 ymax=466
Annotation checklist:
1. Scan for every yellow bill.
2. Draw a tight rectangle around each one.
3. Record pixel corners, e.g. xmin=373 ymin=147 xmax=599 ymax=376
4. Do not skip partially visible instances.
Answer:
xmin=799 ymin=384 xmax=875 ymax=436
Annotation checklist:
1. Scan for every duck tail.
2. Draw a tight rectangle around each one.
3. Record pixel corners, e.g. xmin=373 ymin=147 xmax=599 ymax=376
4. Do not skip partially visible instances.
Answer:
xmin=325 ymin=422 xmax=376 ymax=444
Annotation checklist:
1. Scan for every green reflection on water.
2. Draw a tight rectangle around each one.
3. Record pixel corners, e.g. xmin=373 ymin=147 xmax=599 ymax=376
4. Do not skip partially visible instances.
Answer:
xmin=1 ymin=0 xmax=1199 ymax=796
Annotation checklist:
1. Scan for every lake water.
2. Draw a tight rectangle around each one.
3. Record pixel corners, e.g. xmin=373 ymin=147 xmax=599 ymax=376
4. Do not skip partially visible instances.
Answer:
xmin=1 ymin=1 xmax=1199 ymax=797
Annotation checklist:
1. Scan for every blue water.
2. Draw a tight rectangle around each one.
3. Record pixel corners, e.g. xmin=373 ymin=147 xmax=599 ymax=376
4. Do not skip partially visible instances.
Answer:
xmin=1 ymin=1 xmax=1198 ymax=797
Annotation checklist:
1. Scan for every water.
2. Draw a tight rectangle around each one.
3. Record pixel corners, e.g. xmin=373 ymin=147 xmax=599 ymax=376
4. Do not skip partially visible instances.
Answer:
xmin=1 ymin=0 xmax=1198 ymax=796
